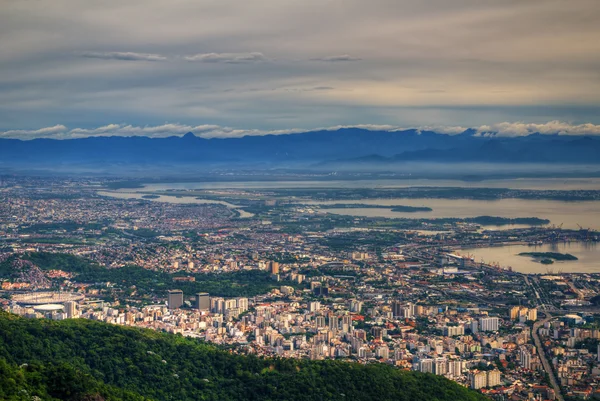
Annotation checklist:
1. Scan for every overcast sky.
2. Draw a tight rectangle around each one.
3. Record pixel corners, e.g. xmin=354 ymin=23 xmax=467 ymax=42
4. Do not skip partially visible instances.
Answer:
xmin=1 ymin=0 xmax=600 ymax=139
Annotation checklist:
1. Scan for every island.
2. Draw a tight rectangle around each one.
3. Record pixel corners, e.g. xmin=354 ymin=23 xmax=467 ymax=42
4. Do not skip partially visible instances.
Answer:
xmin=391 ymin=205 xmax=433 ymax=212
xmin=318 ymin=204 xmax=432 ymax=212
xmin=141 ymin=194 xmax=160 ymax=199
xmin=518 ymin=252 xmax=579 ymax=262
xmin=466 ymin=216 xmax=550 ymax=226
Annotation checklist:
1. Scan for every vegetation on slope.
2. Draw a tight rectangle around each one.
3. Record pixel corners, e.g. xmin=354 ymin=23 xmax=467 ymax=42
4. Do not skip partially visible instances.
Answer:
xmin=0 ymin=312 xmax=487 ymax=401
xmin=0 ymin=252 xmax=290 ymax=298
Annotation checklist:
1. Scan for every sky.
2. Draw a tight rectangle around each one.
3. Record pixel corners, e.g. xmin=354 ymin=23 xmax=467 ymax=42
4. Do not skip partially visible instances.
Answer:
xmin=1 ymin=0 xmax=600 ymax=139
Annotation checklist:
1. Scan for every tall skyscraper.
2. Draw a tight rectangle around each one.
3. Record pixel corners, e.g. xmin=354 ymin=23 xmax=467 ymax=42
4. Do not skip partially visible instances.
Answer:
xmin=168 ymin=289 xmax=184 ymax=309
xmin=196 ymin=292 xmax=210 ymax=310
xmin=269 ymin=261 xmax=279 ymax=275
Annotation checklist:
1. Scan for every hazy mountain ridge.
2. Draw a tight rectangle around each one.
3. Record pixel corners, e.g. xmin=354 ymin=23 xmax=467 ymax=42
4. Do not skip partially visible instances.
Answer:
xmin=1 ymin=128 xmax=599 ymax=169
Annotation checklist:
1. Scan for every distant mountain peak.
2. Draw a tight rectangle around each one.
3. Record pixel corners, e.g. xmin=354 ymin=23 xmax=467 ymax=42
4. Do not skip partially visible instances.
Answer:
xmin=183 ymin=132 xmax=197 ymax=139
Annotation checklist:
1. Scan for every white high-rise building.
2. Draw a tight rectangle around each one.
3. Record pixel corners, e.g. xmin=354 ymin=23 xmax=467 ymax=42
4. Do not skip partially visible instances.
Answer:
xmin=341 ymin=315 xmax=353 ymax=333
xmin=236 ymin=297 xmax=248 ymax=312
xmin=486 ymin=369 xmax=501 ymax=387
xmin=520 ymin=347 xmax=532 ymax=370
xmin=418 ymin=358 xmax=434 ymax=374
xmin=443 ymin=326 xmax=465 ymax=337
xmin=447 ymin=360 xmax=464 ymax=377
xmin=376 ymin=346 xmax=389 ymax=360
xmin=350 ymin=300 xmax=363 ymax=313
xmin=210 ymin=297 xmax=225 ymax=313
xmin=433 ymin=358 xmax=447 ymax=375
xmin=479 ymin=317 xmax=499 ymax=332
xmin=469 ymin=371 xmax=487 ymax=389
xmin=224 ymin=299 xmax=237 ymax=311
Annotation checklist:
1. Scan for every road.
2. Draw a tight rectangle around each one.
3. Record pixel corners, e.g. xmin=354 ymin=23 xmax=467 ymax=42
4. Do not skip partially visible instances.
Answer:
xmin=532 ymin=314 xmax=564 ymax=401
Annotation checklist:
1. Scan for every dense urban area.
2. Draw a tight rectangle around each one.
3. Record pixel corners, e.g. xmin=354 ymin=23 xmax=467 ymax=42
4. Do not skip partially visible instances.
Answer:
xmin=1 ymin=175 xmax=600 ymax=401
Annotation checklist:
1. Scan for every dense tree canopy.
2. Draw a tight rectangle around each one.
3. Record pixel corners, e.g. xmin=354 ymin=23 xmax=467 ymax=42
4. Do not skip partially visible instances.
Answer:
xmin=0 ymin=312 xmax=487 ymax=401
xmin=0 ymin=252 xmax=294 ymax=298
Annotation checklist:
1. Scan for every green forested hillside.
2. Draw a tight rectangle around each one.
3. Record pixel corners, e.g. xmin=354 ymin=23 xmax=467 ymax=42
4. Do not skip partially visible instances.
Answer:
xmin=0 ymin=252 xmax=293 ymax=298
xmin=0 ymin=312 xmax=487 ymax=401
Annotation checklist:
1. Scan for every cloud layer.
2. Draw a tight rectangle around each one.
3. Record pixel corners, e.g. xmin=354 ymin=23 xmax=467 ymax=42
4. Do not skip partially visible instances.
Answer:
xmin=3 ymin=121 xmax=600 ymax=140
xmin=183 ymin=52 xmax=268 ymax=63
xmin=310 ymin=55 xmax=362 ymax=62
xmin=79 ymin=52 xmax=167 ymax=61
xmin=476 ymin=121 xmax=600 ymax=137
xmin=1 ymin=0 xmax=599 ymax=134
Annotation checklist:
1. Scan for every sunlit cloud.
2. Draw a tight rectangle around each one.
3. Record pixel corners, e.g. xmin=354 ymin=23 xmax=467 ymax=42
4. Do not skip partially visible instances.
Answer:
xmin=476 ymin=121 xmax=600 ymax=137
xmin=3 ymin=121 xmax=600 ymax=140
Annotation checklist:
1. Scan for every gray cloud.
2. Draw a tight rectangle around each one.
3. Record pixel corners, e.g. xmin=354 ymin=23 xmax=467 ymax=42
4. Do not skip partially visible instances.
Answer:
xmin=1 ymin=0 xmax=599 ymax=134
xmin=79 ymin=51 xmax=167 ymax=61
xmin=183 ymin=52 xmax=268 ymax=63
xmin=310 ymin=55 xmax=362 ymax=62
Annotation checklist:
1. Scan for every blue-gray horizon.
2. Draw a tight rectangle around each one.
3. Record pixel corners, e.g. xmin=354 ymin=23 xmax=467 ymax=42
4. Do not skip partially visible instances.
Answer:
xmin=1 ymin=0 xmax=599 ymax=133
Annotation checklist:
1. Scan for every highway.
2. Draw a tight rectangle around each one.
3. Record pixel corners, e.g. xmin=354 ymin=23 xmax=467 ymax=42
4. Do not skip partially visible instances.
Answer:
xmin=532 ymin=314 xmax=564 ymax=401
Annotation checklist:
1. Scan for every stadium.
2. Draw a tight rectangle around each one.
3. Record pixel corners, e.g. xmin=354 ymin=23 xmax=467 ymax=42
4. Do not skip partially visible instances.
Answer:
xmin=12 ymin=291 xmax=85 ymax=306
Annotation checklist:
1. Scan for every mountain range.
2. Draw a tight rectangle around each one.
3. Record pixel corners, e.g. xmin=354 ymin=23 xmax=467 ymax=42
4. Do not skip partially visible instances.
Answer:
xmin=1 ymin=129 xmax=600 ymax=172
